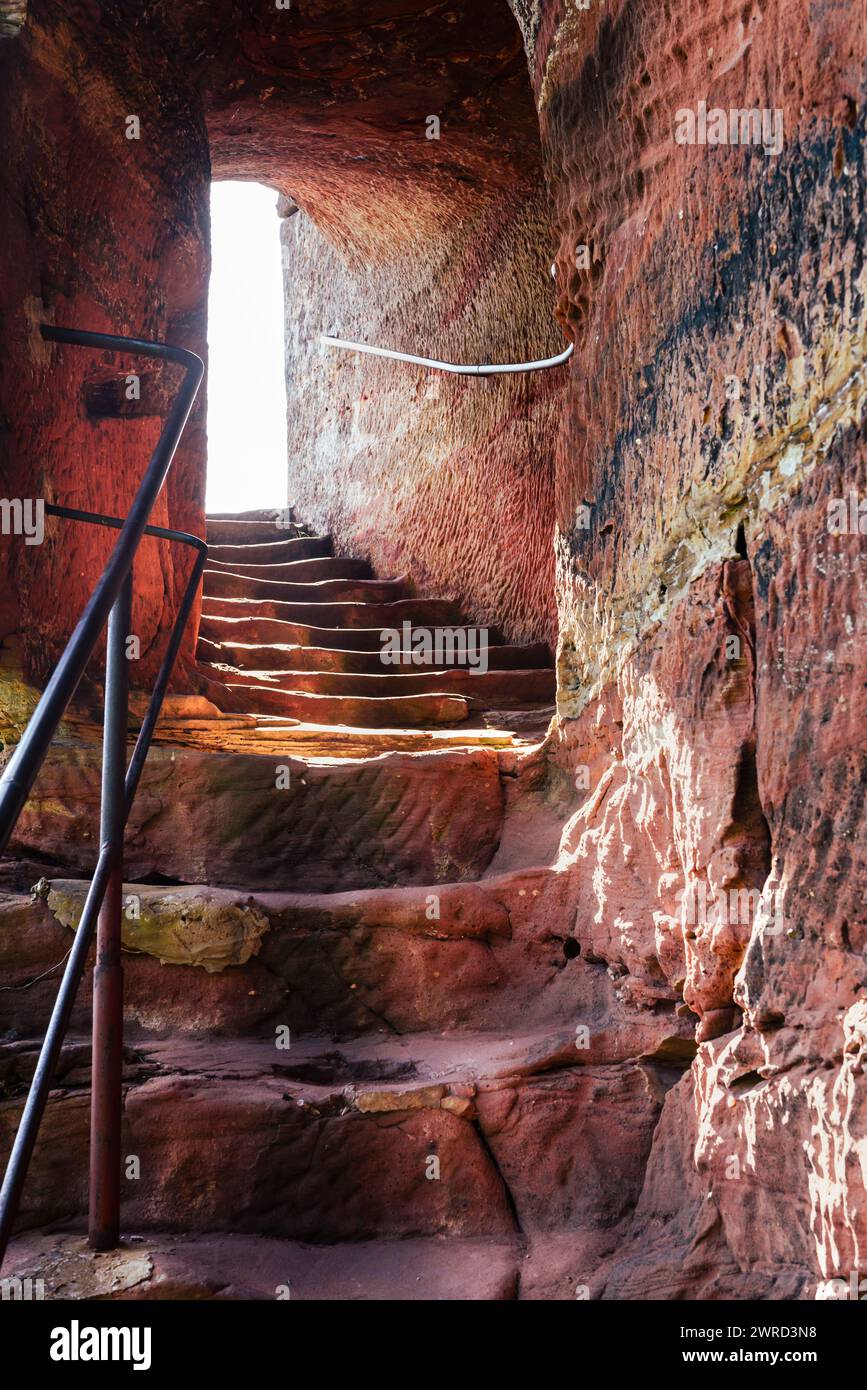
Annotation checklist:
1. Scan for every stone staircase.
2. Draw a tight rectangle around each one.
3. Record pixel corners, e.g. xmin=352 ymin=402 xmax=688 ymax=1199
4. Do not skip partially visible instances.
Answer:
xmin=196 ymin=509 xmax=555 ymax=728
xmin=0 ymin=849 xmax=683 ymax=1300
xmin=0 ymin=513 xmax=681 ymax=1301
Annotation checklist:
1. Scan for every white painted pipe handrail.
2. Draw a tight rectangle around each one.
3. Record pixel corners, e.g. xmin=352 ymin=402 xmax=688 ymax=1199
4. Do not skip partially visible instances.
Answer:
xmin=321 ymin=334 xmax=574 ymax=376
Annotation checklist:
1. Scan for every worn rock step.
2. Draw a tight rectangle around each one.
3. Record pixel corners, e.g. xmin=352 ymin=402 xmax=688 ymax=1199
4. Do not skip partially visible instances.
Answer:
xmin=8 ymin=742 xmax=505 ymax=890
xmin=206 ymin=517 xmax=302 ymax=545
xmin=145 ymin=707 xmax=518 ymax=756
xmin=217 ymin=683 xmax=469 ymax=726
xmin=0 ymin=872 xmax=539 ymax=1038
xmin=253 ymin=880 xmax=512 ymax=940
xmin=207 ymin=535 xmax=332 ymax=566
xmin=202 ymin=569 xmax=411 ymax=605
xmin=43 ymin=876 xmax=510 ymax=952
xmin=1 ymin=1031 xmax=669 ymax=1244
xmin=200 ymin=595 xmax=465 ymax=630
xmin=2 ymin=1027 xmax=576 ymax=1108
xmin=1 ymin=1228 xmax=520 ymax=1300
xmin=139 ymin=1028 xmax=582 ymax=1088
xmin=208 ymin=665 xmax=555 ymax=708
xmin=204 ymin=556 xmax=372 ymax=582
xmin=9 ymin=869 xmax=698 ymax=1047
xmin=0 ymin=1034 xmax=520 ymax=1241
xmin=0 ymin=872 xmax=524 ymax=1039
xmin=197 ymin=638 xmax=550 ymax=674
xmin=199 ymin=613 xmax=497 ymax=653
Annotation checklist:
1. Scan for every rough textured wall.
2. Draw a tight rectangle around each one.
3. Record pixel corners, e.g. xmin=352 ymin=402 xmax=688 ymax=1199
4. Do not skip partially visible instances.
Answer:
xmin=509 ymin=0 xmax=867 ymax=1294
xmin=0 ymin=1 xmax=210 ymax=685
xmin=281 ymin=193 xmax=561 ymax=646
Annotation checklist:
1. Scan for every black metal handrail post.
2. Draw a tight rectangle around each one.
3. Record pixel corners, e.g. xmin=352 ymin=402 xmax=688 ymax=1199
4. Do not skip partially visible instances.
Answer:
xmin=88 ymin=572 xmax=132 ymax=1250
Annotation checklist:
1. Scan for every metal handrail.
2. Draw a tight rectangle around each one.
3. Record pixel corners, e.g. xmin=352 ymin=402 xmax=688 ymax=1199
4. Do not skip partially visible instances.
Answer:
xmin=42 ymin=505 xmax=209 ymax=817
xmin=0 ymin=327 xmax=205 ymax=1266
xmin=321 ymin=333 xmax=574 ymax=376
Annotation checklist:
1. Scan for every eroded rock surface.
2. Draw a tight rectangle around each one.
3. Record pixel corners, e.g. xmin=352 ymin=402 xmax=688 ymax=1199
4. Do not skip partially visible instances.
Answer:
xmin=0 ymin=0 xmax=864 ymax=1304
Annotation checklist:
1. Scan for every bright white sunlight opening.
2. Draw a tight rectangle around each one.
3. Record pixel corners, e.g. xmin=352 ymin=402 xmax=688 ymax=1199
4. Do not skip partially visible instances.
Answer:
xmin=206 ymin=181 xmax=288 ymax=512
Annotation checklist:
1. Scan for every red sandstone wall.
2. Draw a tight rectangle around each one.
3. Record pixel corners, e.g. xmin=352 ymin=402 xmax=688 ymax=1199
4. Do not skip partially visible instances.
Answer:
xmin=512 ymin=0 xmax=867 ymax=1294
xmin=280 ymin=195 xmax=562 ymax=646
xmin=0 ymin=3 xmax=210 ymax=685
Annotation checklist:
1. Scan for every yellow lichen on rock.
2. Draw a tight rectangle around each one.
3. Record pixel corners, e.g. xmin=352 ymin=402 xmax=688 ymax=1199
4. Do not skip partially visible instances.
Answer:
xmin=46 ymin=882 xmax=269 ymax=973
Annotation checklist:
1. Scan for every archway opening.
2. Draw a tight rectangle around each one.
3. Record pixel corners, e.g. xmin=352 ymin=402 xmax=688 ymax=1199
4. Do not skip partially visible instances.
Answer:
xmin=205 ymin=180 xmax=288 ymax=513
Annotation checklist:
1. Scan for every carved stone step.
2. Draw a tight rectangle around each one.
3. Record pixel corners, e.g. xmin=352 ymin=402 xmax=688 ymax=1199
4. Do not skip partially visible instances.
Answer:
xmin=207 ymin=535 xmax=332 ymax=566
xmin=197 ymin=638 xmax=551 ymax=674
xmin=204 ymin=557 xmax=372 ymax=583
xmin=0 ymin=1031 xmax=666 ymax=1244
xmin=6 ymin=744 xmax=505 ymax=890
xmin=207 ymin=664 xmax=555 ymax=707
xmin=217 ymin=682 xmax=469 ymax=726
xmin=202 ymin=569 xmax=410 ymax=605
xmin=206 ymin=516 xmax=302 ymax=545
xmin=200 ymin=596 xmax=466 ymax=630
xmin=199 ymin=613 xmax=495 ymax=652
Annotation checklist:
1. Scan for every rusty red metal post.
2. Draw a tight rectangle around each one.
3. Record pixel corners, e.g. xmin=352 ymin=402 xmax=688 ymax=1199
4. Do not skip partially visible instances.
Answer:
xmin=88 ymin=571 xmax=132 ymax=1250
